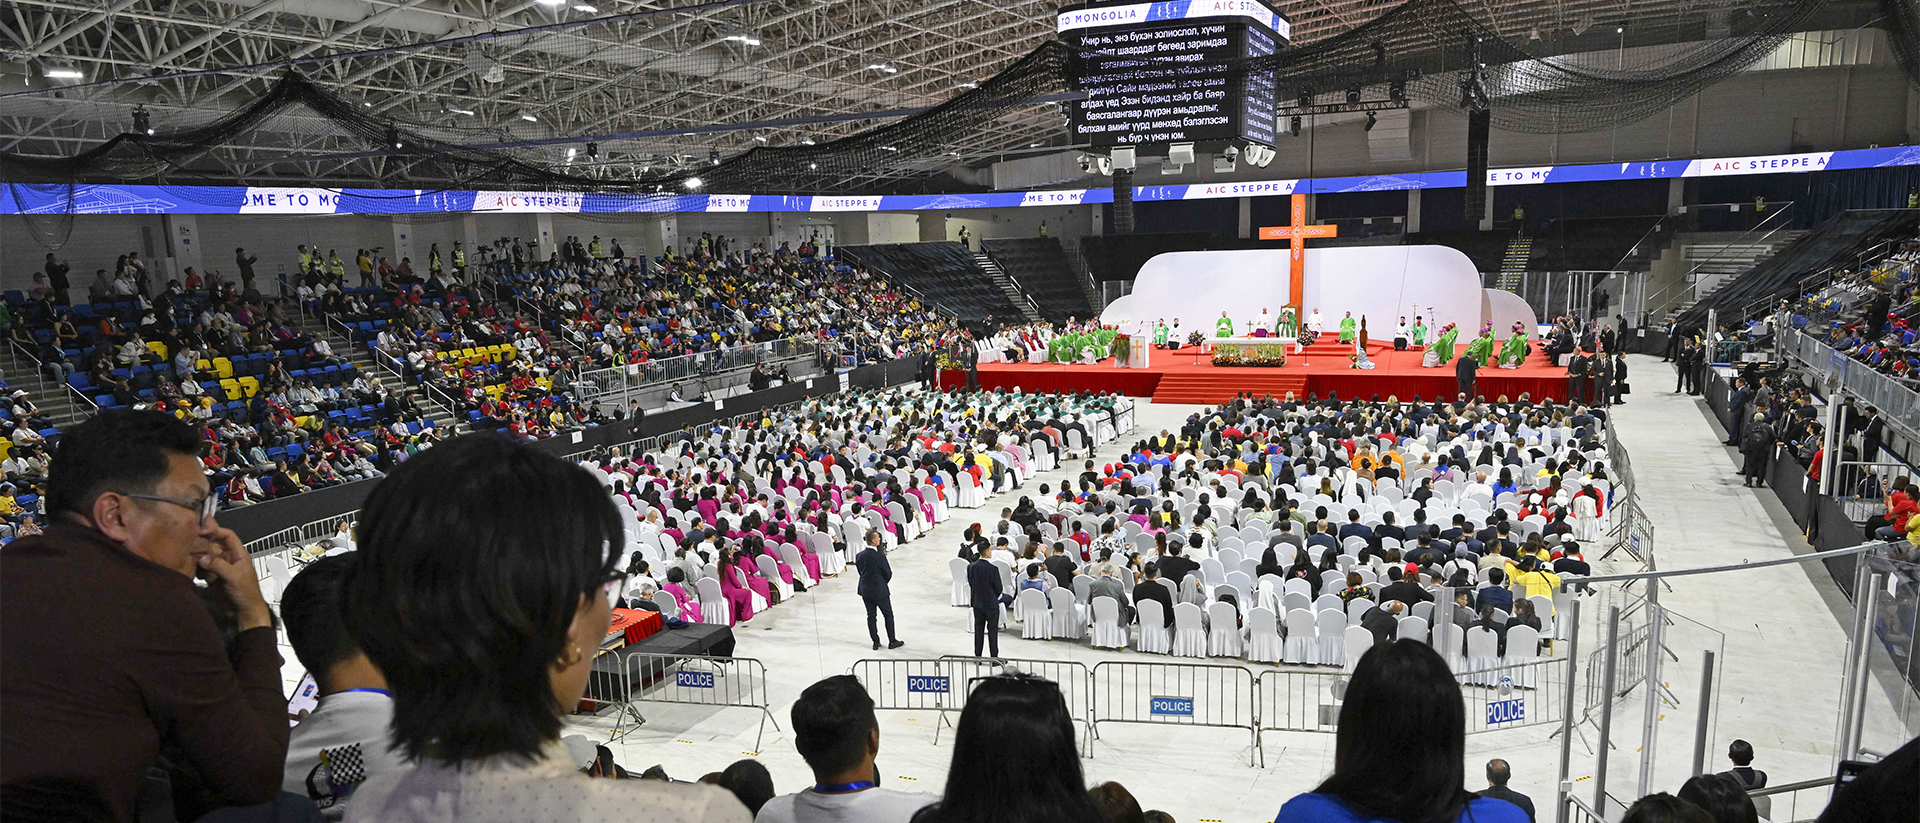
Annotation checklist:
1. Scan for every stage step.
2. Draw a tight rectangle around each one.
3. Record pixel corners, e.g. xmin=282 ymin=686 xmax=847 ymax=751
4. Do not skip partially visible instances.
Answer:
xmin=1150 ymin=371 xmax=1310 ymax=405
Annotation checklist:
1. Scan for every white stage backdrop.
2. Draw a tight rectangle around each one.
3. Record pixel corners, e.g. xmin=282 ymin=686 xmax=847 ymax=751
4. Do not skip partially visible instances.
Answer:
xmin=1102 ymin=246 xmax=1521 ymax=335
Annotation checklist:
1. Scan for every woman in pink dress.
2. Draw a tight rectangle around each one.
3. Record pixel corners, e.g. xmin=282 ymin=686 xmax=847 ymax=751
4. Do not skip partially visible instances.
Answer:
xmin=782 ymin=525 xmax=823 ymax=582
xmin=713 ymin=556 xmax=755 ymax=623
xmin=730 ymin=548 xmax=773 ymax=609
xmin=660 ymin=567 xmax=695 ymax=617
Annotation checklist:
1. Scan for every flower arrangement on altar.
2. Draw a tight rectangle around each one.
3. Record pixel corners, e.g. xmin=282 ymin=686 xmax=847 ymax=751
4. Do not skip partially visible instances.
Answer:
xmin=1186 ymin=330 xmax=1205 ymax=347
xmin=1110 ymin=332 xmax=1132 ymax=365
xmin=935 ymin=351 xmax=962 ymax=371
xmin=1213 ymin=342 xmax=1289 ymax=367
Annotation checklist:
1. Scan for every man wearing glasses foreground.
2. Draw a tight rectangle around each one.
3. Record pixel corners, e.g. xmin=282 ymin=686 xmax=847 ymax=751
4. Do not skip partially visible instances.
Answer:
xmin=2 ymin=409 xmax=290 ymax=821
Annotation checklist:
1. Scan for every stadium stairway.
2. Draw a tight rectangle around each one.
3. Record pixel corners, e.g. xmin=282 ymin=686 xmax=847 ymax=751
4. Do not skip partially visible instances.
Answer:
xmin=970 ymin=251 xmax=1045 ymax=323
xmin=1496 ymin=238 xmax=1535 ymax=291
xmin=1151 ymin=370 xmax=1309 ymax=405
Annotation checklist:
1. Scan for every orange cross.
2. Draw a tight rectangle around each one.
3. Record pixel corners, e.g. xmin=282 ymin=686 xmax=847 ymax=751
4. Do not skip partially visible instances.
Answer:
xmin=1257 ymin=193 xmax=1338 ymax=315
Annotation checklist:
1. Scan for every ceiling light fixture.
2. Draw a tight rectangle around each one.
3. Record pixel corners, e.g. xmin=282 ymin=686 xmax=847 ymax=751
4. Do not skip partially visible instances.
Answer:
xmin=724 ymin=33 xmax=762 ymax=46
xmin=753 ymin=133 xmax=768 ymax=143
xmin=572 ymin=3 xmax=597 ymax=10
xmin=535 ymin=0 xmax=567 ymax=6
xmin=685 ymin=176 xmax=704 ymax=190
xmin=43 ymin=67 xmax=83 ymax=79
xmin=447 ymin=106 xmax=476 ymax=116
xmin=519 ymin=112 xmax=538 ymax=122
xmin=865 ymin=62 xmax=898 ymax=74
xmin=808 ymin=162 xmax=819 ymax=170
xmin=799 ymin=137 xmax=817 ymax=145
xmin=878 ymin=145 xmax=898 ymax=152
xmin=957 ymin=81 xmax=978 ymax=89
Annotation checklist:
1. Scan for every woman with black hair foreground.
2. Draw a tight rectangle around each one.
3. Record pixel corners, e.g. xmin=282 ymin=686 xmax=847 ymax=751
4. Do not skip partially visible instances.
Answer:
xmin=1278 ymin=640 xmax=1528 ymax=823
xmin=912 ymin=674 xmax=1106 ymax=823
xmin=339 ymin=434 xmax=749 ymax=823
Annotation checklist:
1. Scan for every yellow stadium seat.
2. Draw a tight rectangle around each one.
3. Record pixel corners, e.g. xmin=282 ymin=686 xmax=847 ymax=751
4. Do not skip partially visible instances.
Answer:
xmin=0 ymin=441 xmax=11 ymax=461
xmin=213 ymin=358 xmax=234 ymax=378
xmin=219 ymin=379 xmax=242 ymax=401
xmin=146 ymin=341 xmax=169 ymax=360
xmin=237 ymin=376 xmax=260 ymax=398
xmin=196 ymin=359 xmax=211 ymax=372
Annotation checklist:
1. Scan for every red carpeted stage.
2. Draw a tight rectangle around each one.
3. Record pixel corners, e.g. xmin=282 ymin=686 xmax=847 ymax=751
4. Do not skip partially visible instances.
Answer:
xmin=942 ymin=339 xmax=1573 ymax=405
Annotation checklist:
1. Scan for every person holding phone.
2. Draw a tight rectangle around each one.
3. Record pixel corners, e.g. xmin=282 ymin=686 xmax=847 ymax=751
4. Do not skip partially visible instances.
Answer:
xmin=1 ymin=409 xmax=293 ymax=821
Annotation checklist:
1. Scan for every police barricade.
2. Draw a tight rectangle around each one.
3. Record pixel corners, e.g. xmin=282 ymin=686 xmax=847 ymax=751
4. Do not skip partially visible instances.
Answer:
xmin=591 ymin=652 xmax=780 ymax=751
xmin=1091 ymin=661 xmax=1262 ymax=766
xmin=1459 ymin=657 xmax=1572 ymax=734
xmin=1254 ymin=668 xmax=1347 ymax=744
xmin=849 ymin=658 xmax=970 ymax=744
xmin=943 ymin=656 xmax=1095 ymax=755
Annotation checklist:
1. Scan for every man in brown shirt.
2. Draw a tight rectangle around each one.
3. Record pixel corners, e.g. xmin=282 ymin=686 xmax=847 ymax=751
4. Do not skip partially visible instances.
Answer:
xmin=2 ymin=409 xmax=288 ymax=821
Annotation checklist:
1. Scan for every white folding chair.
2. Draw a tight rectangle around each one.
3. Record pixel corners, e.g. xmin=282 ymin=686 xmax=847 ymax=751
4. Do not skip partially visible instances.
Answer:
xmin=650 ymin=590 xmax=680 ymax=621
xmin=1136 ymin=598 xmax=1173 ymax=654
xmin=1345 ymin=625 xmax=1375 ymax=671
xmin=1207 ymin=601 xmax=1243 ymax=657
xmin=949 ymin=557 xmax=972 ymax=607
xmin=1171 ymin=602 xmax=1208 ymax=658
xmin=1247 ymin=606 xmax=1283 ymax=663
xmin=1016 ymin=589 xmax=1051 ymax=639
xmin=696 ymin=577 xmax=730 ymax=625
xmin=1316 ymin=609 xmax=1348 ymax=666
xmin=1090 ymin=596 xmax=1129 ymax=650
xmin=1283 ymin=609 xmax=1318 ymax=664
xmin=1396 ymin=615 xmax=1430 ymax=644
xmin=1049 ymin=587 xmax=1087 ymax=640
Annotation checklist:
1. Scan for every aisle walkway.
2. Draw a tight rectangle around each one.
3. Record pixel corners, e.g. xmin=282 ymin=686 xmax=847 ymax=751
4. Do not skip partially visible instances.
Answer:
xmin=1602 ymin=354 xmax=1867 ymax=788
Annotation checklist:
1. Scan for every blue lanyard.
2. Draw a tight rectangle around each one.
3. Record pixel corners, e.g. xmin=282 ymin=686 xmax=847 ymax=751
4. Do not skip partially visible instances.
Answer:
xmin=336 ymin=688 xmax=391 ymax=697
xmin=813 ymin=781 xmax=875 ymax=794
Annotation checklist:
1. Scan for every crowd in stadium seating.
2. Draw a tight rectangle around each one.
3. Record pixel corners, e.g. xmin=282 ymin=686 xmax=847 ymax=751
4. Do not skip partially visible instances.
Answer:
xmin=1793 ymin=239 xmax=1920 ymax=380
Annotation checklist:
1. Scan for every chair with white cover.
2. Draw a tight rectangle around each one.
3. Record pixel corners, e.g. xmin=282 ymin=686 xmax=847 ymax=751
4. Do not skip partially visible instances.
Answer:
xmin=755 ymin=554 xmax=794 ymax=601
xmin=1200 ymin=557 xmax=1227 ymax=589
xmin=777 ymin=543 xmax=818 ymax=587
xmin=696 ymin=577 xmax=730 ymax=625
xmin=1136 ymin=599 xmax=1173 ymax=654
xmin=1528 ymin=594 xmax=1556 ymax=639
xmin=650 ymin=590 xmax=681 ymax=621
xmin=809 ymin=532 xmax=845 ymax=576
xmin=1283 ymin=577 xmax=1311 ymax=598
xmin=1090 ymin=596 xmax=1129 ymax=649
xmin=1316 ymin=609 xmax=1349 ymax=667
xmin=1049 ymin=587 xmax=1087 ymax=640
xmin=1207 ymin=601 xmax=1244 ymax=657
xmin=1247 ymin=607 xmax=1283 ymax=663
xmin=1171 ymin=602 xmax=1209 ymax=658
xmin=1283 ymin=609 xmax=1319 ymax=664
xmin=1320 ymin=569 xmax=1345 ymax=590
xmin=955 ymin=471 xmax=983 ymax=508
xmin=1346 ymin=598 xmax=1374 ymax=623
xmin=1218 ymin=547 xmax=1244 ymax=568
xmin=1016 ymin=589 xmax=1052 ymax=639
xmin=1067 ymin=429 xmax=1088 ymax=458
xmin=1344 ymin=626 xmax=1375 ymax=671
xmin=1464 ymin=626 xmax=1501 ymax=685
xmin=1411 ymin=600 xmax=1435 ymax=623
xmin=1282 ymin=591 xmax=1313 ymax=614
xmin=1501 ymin=625 xmax=1541 ymax=688
xmin=949 ymin=557 xmax=972 ymax=607
xmin=1396 ymin=615 xmax=1430 ymax=644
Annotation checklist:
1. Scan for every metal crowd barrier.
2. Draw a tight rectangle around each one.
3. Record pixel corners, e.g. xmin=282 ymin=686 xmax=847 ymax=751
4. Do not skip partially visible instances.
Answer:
xmin=1091 ymin=661 xmax=1262 ymax=766
xmin=1457 ymin=657 xmax=1573 ymax=733
xmin=849 ymin=657 xmax=1095 ymax=753
xmin=589 ymin=652 xmax=780 ymax=751
xmin=1253 ymin=669 xmax=1346 ymax=743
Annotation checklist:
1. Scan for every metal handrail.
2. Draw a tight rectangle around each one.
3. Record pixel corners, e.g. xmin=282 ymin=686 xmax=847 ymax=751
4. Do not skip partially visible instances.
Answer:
xmin=1644 ymin=201 xmax=1798 ymax=319
xmin=1747 ymin=775 xmax=1840 ymax=797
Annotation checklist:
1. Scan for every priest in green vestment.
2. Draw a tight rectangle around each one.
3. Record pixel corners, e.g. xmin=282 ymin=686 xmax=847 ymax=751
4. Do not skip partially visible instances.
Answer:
xmin=1463 ymin=324 xmax=1496 ymax=365
xmin=1215 ymin=312 xmax=1235 ymax=338
xmin=1499 ymin=322 xmax=1531 ymax=368
xmin=1411 ymin=317 xmax=1429 ymax=347
xmin=1432 ymin=323 xmax=1460 ymax=364
xmin=1337 ymin=312 xmax=1357 ymax=343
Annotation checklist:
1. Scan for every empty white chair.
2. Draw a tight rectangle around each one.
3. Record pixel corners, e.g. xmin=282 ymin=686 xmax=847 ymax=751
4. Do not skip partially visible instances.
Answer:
xmin=1316 ymin=609 xmax=1348 ymax=666
xmin=696 ymin=577 xmax=730 ymax=625
xmin=1283 ymin=577 xmax=1311 ymax=598
xmin=1247 ymin=607 xmax=1283 ymax=663
xmin=1283 ymin=609 xmax=1318 ymax=664
xmin=1344 ymin=625 xmax=1375 ymax=671
xmin=1200 ymin=557 xmax=1227 ymax=588
xmin=1090 ymin=596 xmax=1129 ymax=649
xmin=1218 ymin=547 xmax=1244 ymax=568
xmin=1207 ymin=601 xmax=1244 ymax=657
xmin=1313 ymin=593 xmax=1343 ymax=613
xmin=1396 ymin=615 xmax=1430 ymax=644
xmin=1049 ymin=587 xmax=1086 ymax=639
xmin=1016 ymin=589 xmax=1052 ymax=640
xmin=949 ymin=557 xmax=972 ymax=607
xmin=1136 ymin=598 xmax=1173 ymax=654
xmin=1346 ymin=598 xmax=1374 ymax=623
xmin=1171 ymin=602 xmax=1209 ymax=658
xmin=1411 ymin=600 xmax=1435 ymax=623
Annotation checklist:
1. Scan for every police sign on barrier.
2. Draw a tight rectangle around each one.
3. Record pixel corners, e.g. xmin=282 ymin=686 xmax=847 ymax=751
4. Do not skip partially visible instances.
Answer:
xmin=1092 ymin=661 xmax=1261 ymax=766
xmin=908 ymin=675 xmax=951 ymax=694
xmin=1488 ymin=698 xmax=1527 ymax=725
xmin=1150 ymin=696 xmax=1195 ymax=717
xmin=589 ymin=652 xmax=780 ymax=751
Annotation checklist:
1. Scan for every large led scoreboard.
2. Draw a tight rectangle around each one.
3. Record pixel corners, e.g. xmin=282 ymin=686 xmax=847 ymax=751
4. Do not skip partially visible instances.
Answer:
xmin=1058 ymin=0 xmax=1289 ymax=148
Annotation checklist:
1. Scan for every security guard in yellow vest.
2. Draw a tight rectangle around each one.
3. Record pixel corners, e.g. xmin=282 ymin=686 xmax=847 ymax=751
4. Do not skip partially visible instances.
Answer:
xmin=590 ymin=236 xmax=604 ymax=260
xmin=452 ymin=241 xmax=466 ymax=271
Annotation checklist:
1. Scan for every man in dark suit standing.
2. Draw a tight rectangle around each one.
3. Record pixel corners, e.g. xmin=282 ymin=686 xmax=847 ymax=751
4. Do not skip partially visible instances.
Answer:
xmin=1566 ymin=350 xmax=1588 ymax=406
xmin=967 ymin=542 xmax=1006 ymax=659
xmin=1456 ymin=351 xmax=1479 ymax=401
xmin=855 ymin=531 xmax=903 ymax=651
xmin=1661 ymin=319 xmax=1680 ymax=361
xmin=1481 ymin=759 xmax=1536 ymax=822
xmin=1860 ymin=406 xmax=1885 ymax=461
xmin=961 ymin=337 xmax=980 ymax=391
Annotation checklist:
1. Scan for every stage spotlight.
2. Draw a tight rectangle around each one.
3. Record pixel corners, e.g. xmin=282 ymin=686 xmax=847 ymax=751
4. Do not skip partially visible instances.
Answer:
xmin=131 ymin=105 xmax=152 ymax=136
xmin=1371 ymin=40 xmax=1386 ymax=66
xmin=1110 ymin=146 xmax=1136 ymax=171
xmin=1289 ymin=116 xmax=1302 ymax=137
xmin=1167 ymin=142 xmax=1194 ymax=166
xmin=386 ymin=125 xmax=402 ymax=149
xmin=1244 ymin=143 xmax=1274 ymax=168
xmin=1297 ymin=88 xmax=1313 ymax=110
xmin=685 ymin=176 xmax=704 ymax=190
xmin=1346 ymin=86 xmax=1362 ymax=105
xmin=1365 ymin=111 xmax=1377 ymax=131
xmin=585 ymin=142 xmax=597 ymax=158
xmin=809 ymin=162 xmax=819 ymax=170
xmin=709 ymin=149 xmax=721 ymax=165
xmin=1389 ymin=77 xmax=1407 ymax=103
